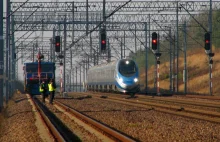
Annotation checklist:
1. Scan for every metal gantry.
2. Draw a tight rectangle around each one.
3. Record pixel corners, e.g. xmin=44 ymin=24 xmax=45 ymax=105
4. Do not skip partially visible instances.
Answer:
xmin=0 ymin=0 xmax=219 ymax=109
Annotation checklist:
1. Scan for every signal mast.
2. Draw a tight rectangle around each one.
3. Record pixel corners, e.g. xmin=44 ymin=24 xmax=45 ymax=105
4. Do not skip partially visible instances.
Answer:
xmin=37 ymin=48 xmax=44 ymax=82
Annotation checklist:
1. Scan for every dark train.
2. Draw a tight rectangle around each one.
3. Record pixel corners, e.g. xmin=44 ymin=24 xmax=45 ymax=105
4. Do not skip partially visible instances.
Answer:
xmin=23 ymin=61 xmax=56 ymax=95
xmin=86 ymin=59 xmax=140 ymax=95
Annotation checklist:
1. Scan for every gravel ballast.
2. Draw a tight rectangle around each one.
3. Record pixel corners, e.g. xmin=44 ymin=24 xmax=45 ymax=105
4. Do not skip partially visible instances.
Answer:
xmin=59 ymin=97 xmax=220 ymax=142
xmin=1 ymin=93 xmax=220 ymax=142
xmin=0 ymin=93 xmax=47 ymax=142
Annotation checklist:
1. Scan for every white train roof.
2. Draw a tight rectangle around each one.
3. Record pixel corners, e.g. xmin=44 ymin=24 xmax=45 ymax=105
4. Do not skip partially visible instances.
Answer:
xmin=88 ymin=60 xmax=118 ymax=71
xmin=88 ymin=58 xmax=136 ymax=72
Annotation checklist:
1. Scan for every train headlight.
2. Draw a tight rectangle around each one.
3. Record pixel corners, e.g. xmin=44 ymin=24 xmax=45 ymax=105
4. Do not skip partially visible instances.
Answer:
xmin=118 ymin=78 xmax=126 ymax=88
xmin=134 ymin=78 xmax=138 ymax=83
xmin=119 ymin=78 xmax=123 ymax=83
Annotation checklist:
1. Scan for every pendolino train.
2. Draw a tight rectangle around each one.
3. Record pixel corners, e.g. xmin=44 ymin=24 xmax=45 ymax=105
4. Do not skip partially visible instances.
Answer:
xmin=24 ymin=61 xmax=55 ymax=95
xmin=86 ymin=59 xmax=140 ymax=95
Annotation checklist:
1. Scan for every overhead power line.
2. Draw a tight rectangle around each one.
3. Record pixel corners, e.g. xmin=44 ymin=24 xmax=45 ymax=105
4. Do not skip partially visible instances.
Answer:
xmin=66 ymin=0 xmax=132 ymax=51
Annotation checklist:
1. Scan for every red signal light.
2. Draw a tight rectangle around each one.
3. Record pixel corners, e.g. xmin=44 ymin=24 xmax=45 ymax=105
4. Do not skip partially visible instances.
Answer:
xmin=152 ymin=39 xmax=157 ymax=44
xmin=205 ymin=40 xmax=209 ymax=44
xmin=56 ymin=43 xmax=60 ymax=46
xmin=101 ymin=40 xmax=106 ymax=44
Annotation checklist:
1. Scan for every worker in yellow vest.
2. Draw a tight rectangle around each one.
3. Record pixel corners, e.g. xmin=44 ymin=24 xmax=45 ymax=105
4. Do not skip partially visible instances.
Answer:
xmin=39 ymin=81 xmax=46 ymax=103
xmin=48 ymin=79 xmax=56 ymax=104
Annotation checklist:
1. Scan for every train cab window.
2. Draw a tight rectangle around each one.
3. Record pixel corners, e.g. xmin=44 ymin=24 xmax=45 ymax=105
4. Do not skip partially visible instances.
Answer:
xmin=119 ymin=60 xmax=137 ymax=76
xmin=26 ymin=65 xmax=38 ymax=72
xmin=26 ymin=64 xmax=54 ymax=72
xmin=41 ymin=65 xmax=54 ymax=72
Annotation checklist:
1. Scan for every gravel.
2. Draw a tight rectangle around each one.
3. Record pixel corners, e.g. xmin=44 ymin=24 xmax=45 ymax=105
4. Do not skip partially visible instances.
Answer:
xmin=1 ymin=92 xmax=220 ymax=142
xmin=59 ymin=97 xmax=220 ymax=142
xmin=0 ymin=93 xmax=44 ymax=142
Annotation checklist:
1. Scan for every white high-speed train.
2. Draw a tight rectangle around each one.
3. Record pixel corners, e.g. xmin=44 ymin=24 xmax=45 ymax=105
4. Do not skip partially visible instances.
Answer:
xmin=86 ymin=59 xmax=140 ymax=95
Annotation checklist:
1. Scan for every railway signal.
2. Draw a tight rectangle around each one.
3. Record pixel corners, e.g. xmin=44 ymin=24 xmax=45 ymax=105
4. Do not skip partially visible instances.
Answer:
xmin=204 ymin=32 xmax=210 ymax=50
xmin=100 ymin=28 xmax=106 ymax=51
xmin=152 ymin=32 xmax=158 ymax=50
xmin=203 ymin=33 xmax=214 ymax=96
xmin=55 ymin=36 xmax=61 ymax=52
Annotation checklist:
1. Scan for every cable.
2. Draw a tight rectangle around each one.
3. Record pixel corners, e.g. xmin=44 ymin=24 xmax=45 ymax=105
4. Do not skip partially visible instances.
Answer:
xmin=66 ymin=0 xmax=132 ymax=51
xmin=5 ymin=0 xmax=30 ymax=19
xmin=13 ymin=7 xmax=40 ymax=34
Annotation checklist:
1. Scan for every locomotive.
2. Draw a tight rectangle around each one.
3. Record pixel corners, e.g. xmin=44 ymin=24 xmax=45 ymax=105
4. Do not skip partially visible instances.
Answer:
xmin=86 ymin=59 xmax=140 ymax=95
xmin=24 ymin=61 xmax=55 ymax=95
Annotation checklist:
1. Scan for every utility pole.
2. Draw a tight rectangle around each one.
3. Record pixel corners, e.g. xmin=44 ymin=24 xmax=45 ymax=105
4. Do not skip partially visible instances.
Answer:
xmin=6 ymin=0 xmax=11 ymax=102
xmin=63 ymin=15 xmax=67 ymax=93
xmin=183 ymin=21 xmax=187 ymax=94
xmin=145 ymin=22 xmax=148 ymax=94
xmin=209 ymin=0 xmax=213 ymax=96
xmin=176 ymin=1 xmax=179 ymax=94
xmin=0 ymin=0 xmax=4 ymax=111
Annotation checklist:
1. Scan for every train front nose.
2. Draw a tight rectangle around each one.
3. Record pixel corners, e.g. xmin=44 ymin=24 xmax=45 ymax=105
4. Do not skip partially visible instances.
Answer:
xmin=121 ymin=78 xmax=139 ymax=90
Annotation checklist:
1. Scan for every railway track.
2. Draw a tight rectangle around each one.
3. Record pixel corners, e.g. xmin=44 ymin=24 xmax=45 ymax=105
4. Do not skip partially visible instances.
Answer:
xmin=66 ymin=92 xmax=220 ymax=124
xmin=31 ymin=94 xmax=137 ymax=142
xmin=53 ymin=100 xmax=137 ymax=142
xmin=137 ymin=95 xmax=220 ymax=109
xmin=75 ymin=92 xmax=220 ymax=109
xmin=31 ymin=95 xmax=80 ymax=142
xmin=182 ymin=94 xmax=220 ymax=101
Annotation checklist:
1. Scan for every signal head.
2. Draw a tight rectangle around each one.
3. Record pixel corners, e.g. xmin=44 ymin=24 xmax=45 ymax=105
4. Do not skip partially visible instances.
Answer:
xmin=204 ymin=32 xmax=210 ymax=50
xmin=100 ymin=28 xmax=106 ymax=51
xmin=152 ymin=32 xmax=158 ymax=50
xmin=55 ymin=36 xmax=61 ymax=52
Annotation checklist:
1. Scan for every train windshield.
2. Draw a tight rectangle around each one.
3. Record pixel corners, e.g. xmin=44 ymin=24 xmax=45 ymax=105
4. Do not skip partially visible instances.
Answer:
xmin=119 ymin=60 xmax=137 ymax=76
xmin=26 ymin=64 xmax=54 ymax=72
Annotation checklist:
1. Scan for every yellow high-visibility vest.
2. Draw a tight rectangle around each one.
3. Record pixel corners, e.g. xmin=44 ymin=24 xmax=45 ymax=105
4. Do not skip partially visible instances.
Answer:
xmin=48 ymin=83 xmax=56 ymax=91
xmin=39 ymin=85 xmax=44 ymax=92
xmin=48 ymin=83 xmax=52 ymax=91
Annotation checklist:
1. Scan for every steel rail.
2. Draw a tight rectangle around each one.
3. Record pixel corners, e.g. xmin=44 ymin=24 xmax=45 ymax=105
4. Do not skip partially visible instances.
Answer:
xmin=136 ymin=95 xmax=220 ymax=109
xmin=54 ymin=100 xmax=136 ymax=142
xmin=91 ymin=95 xmax=220 ymax=124
xmin=184 ymin=95 xmax=220 ymax=100
xmin=31 ymin=96 xmax=65 ymax=142
xmin=71 ymin=92 xmax=220 ymax=124
xmin=85 ymin=92 xmax=220 ymax=108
